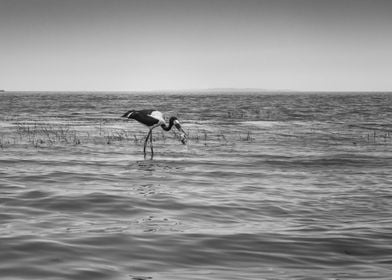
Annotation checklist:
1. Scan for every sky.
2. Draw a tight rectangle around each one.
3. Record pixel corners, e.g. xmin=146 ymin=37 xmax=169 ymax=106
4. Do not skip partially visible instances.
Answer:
xmin=0 ymin=0 xmax=391 ymax=92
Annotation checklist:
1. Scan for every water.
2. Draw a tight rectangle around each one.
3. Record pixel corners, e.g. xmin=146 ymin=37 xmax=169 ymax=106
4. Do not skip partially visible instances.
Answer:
xmin=0 ymin=92 xmax=392 ymax=279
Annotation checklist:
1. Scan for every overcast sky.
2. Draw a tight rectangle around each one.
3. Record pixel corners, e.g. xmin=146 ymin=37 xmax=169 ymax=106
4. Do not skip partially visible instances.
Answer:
xmin=1 ymin=0 xmax=391 ymax=91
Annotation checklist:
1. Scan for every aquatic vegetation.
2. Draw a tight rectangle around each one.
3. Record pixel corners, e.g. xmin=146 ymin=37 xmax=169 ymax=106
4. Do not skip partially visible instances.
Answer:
xmin=13 ymin=121 xmax=81 ymax=147
xmin=2 ymin=115 xmax=392 ymax=151
xmin=0 ymin=118 xmax=260 ymax=150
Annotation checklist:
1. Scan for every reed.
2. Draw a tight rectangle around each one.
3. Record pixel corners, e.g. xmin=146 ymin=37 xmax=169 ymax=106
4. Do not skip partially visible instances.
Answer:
xmin=11 ymin=121 xmax=83 ymax=147
xmin=0 ymin=119 xmax=260 ymax=150
xmin=363 ymin=128 xmax=392 ymax=145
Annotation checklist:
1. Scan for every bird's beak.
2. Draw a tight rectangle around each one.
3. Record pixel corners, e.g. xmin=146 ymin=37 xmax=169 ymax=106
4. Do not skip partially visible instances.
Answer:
xmin=174 ymin=120 xmax=187 ymax=144
xmin=174 ymin=121 xmax=181 ymax=130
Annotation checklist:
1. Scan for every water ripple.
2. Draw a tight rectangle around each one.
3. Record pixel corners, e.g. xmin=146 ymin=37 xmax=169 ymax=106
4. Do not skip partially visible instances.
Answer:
xmin=1 ymin=93 xmax=392 ymax=279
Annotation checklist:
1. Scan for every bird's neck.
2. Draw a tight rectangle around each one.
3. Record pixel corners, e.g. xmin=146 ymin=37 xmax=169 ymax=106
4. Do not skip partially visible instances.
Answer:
xmin=161 ymin=119 xmax=174 ymax=131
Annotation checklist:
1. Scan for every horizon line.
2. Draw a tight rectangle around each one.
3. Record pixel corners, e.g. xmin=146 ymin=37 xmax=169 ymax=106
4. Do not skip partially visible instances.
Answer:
xmin=2 ymin=88 xmax=392 ymax=93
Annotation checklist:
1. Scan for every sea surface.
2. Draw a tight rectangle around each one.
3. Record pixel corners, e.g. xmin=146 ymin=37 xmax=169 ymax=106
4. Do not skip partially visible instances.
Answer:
xmin=0 ymin=92 xmax=392 ymax=280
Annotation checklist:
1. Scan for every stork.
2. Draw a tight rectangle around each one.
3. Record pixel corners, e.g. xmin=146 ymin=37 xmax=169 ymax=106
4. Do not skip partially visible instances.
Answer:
xmin=122 ymin=109 xmax=187 ymax=159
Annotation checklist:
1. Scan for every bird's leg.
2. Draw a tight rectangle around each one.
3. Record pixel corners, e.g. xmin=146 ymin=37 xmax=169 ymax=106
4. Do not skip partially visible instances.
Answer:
xmin=150 ymin=130 xmax=154 ymax=159
xmin=144 ymin=129 xmax=152 ymax=159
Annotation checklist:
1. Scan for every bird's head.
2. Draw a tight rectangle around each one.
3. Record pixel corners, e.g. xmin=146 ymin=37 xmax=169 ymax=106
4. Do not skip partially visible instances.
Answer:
xmin=170 ymin=117 xmax=187 ymax=144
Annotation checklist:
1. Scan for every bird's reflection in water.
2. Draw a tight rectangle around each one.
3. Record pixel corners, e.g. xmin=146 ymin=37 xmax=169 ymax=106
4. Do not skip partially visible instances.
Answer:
xmin=134 ymin=160 xmax=157 ymax=172
xmin=128 ymin=159 xmax=182 ymax=172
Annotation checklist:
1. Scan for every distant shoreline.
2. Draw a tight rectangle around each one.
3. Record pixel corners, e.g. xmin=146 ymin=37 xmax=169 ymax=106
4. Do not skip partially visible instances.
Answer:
xmin=1 ymin=90 xmax=391 ymax=95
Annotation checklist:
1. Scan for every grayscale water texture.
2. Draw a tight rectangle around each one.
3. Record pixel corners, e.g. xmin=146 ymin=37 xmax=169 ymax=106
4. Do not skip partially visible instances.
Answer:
xmin=0 ymin=92 xmax=391 ymax=279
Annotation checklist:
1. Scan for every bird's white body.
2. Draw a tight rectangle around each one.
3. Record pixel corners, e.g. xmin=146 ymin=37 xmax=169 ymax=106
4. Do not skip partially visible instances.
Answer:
xmin=149 ymin=111 xmax=166 ymax=126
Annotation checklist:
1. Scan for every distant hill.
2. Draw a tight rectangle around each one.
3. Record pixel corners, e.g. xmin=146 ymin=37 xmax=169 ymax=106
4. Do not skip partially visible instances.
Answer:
xmin=142 ymin=88 xmax=296 ymax=95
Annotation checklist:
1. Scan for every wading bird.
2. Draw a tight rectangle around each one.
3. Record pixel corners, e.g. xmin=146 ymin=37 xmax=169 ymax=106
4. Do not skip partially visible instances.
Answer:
xmin=122 ymin=109 xmax=187 ymax=159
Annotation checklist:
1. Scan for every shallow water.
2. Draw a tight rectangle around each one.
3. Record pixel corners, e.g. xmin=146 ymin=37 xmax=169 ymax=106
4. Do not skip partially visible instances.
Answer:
xmin=1 ymin=92 xmax=392 ymax=279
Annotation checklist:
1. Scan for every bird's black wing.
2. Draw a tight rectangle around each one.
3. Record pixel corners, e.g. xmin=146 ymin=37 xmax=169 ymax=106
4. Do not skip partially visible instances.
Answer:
xmin=137 ymin=109 xmax=156 ymax=116
xmin=126 ymin=109 xmax=160 ymax=127
xmin=122 ymin=109 xmax=154 ymax=119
